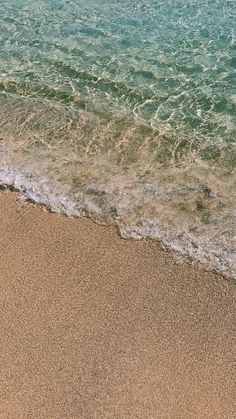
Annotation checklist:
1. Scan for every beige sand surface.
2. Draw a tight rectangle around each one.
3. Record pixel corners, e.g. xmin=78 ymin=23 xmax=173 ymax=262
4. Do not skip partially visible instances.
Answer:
xmin=0 ymin=190 xmax=235 ymax=418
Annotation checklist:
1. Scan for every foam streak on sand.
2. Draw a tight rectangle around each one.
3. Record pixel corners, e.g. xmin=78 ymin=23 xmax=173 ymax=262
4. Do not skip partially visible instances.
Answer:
xmin=0 ymin=159 xmax=235 ymax=280
xmin=0 ymin=190 xmax=235 ymax=418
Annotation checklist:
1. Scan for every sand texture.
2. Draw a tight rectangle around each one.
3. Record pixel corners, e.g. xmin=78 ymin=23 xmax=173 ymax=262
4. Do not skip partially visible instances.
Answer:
xmin=0 ymin=190 xmax=235 ymax=418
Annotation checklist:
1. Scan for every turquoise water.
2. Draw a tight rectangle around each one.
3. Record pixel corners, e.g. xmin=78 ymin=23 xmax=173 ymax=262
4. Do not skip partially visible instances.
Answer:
xmin=0 ymin=0 xmax=235 ymax=277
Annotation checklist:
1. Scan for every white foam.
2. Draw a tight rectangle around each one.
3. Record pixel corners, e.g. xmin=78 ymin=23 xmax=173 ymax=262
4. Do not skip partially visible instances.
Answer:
xmin=0 ymin=162 xmax=235 ymax=281
xmin=0 ymin=164 xmax=82 ymax=217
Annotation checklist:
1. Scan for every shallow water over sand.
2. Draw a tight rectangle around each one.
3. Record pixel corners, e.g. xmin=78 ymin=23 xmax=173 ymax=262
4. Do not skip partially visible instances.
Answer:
xmin=0 ymin=0 xmax=235 ymax=277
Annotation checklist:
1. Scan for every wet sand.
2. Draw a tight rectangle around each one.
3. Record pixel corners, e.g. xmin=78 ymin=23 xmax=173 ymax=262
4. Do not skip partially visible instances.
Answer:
xmin=0 ymin=189 xmax=235 ymax=418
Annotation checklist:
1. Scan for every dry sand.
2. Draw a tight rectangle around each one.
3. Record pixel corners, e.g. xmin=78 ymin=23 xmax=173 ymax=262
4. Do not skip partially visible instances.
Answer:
xmin=0 ymin=189 xmax=235 ymax=418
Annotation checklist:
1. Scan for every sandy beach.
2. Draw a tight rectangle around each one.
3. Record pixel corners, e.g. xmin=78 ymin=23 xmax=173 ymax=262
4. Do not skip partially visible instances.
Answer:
xmin=0 ymin=189 xmax=235 ymax=418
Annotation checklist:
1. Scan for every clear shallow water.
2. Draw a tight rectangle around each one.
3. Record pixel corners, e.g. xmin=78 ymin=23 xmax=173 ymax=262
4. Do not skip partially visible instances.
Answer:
xmin=0 ymin=0 xmax=235 ymax=278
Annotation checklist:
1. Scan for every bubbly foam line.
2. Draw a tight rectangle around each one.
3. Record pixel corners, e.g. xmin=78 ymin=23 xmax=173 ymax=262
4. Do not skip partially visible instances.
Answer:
xmin=0 ymin=163 xmax=235 ymax=281
xmin=121 ymin=220 xmax=236 ymax=280
xmin=0 ymin=164 xmax=82 ymax=217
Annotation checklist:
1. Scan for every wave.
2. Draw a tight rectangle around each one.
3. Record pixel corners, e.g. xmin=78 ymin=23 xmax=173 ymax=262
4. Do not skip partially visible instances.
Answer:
xmin=0 ymin=156 xmax=235 ymax=280
xmin=0 ymin=0 xmax=235 ymax=280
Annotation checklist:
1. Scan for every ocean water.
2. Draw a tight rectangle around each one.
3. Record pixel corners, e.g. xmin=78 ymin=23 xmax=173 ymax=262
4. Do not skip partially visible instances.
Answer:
xmin=0 ymin=0 xmax=235 ymax=278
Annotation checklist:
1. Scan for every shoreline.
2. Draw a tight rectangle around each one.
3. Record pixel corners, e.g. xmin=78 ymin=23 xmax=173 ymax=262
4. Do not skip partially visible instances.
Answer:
xmin=0 ymin=189 xmax=235 ymax=417
xmin=0 ymin=177 xmax=234 ymax=282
